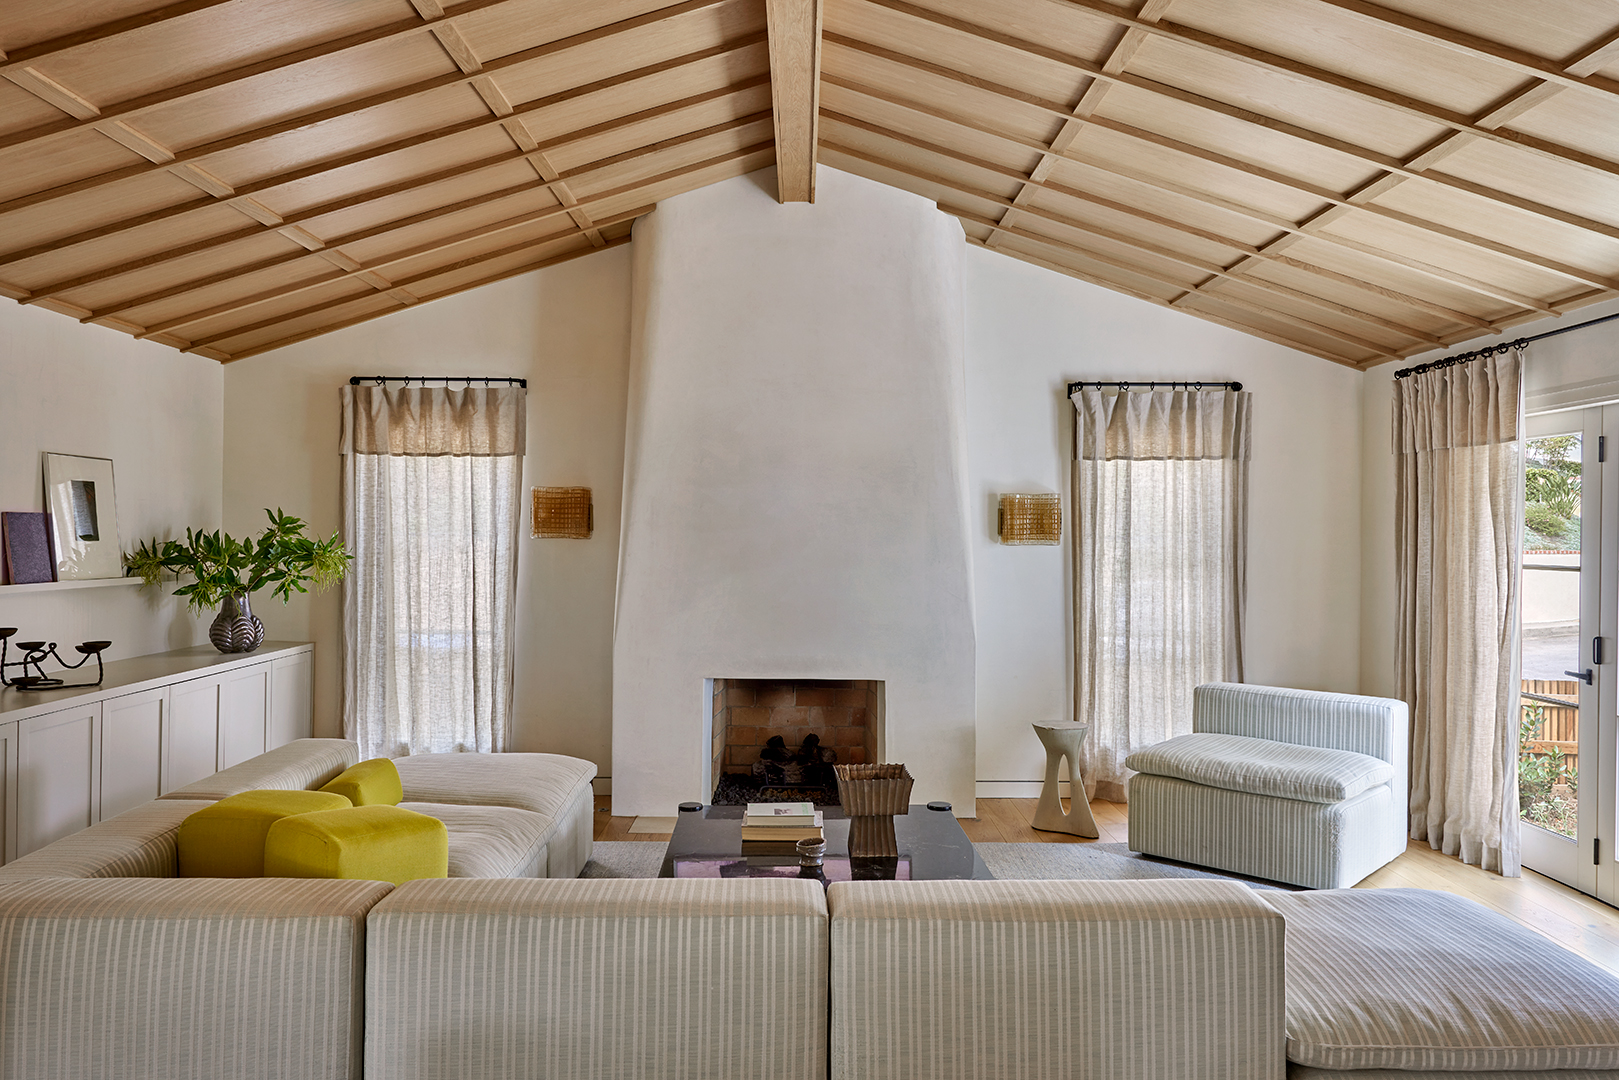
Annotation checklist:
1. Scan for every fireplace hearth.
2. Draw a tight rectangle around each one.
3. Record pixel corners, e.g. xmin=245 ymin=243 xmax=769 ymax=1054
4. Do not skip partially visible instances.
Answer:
xmin=709 ymin=678 xmax=883 ymax=807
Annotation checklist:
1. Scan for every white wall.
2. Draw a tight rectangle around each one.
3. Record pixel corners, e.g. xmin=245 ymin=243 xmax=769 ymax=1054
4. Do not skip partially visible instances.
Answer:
xmin=612 ymin=167 xmax=978 ymax=816
xmin=221 ymin=245 xmax=633 ymax=764
xmin=1358 ymin=297 xmax=1619 ymax=699
xmin=0 ymin=302 xmax=220 ymax=664
xmin=963 ymin=247 xmax=1365 ymax=795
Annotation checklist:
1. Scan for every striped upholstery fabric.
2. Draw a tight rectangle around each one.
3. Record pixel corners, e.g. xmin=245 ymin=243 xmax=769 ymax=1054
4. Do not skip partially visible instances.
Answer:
xmin=159 ymin=738 xmax=359 ymax=801
xmin=0 ymin=877 xmax=390 ymax=1080
xmin=1127 ymin=733 xmax=1393 ymax=803
xmin=1290 ymin=1068 xmax=1619 ymax=1079
xmin=0 ymin=798 xmax=212 ymax=880
xmin=1129 ymin=773 xmax=1396 ymax=889
xmin=1266 ymin=889 xmax=1619 ymax=1073
xmin=1128 ymin=684 xmax=1408 ymax=889
xmin=401 ymin=802 xmax=549 ymax=878
xmin=394 ymin=752 xmax=597 ymax=877
xmin=366 ymin=878 xmax=829 ymax=1080
xmin=828 ymin=878 xmax=1286 ymax=1080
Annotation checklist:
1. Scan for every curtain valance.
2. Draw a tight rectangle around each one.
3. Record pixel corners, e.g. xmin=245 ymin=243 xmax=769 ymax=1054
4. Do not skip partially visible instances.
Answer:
xmin=341 ymin=385 xmax=526 ymax=457
xmin=1392 ymin=352 xmax=1520 ymax=453
xmin=1073 ymin=388 xmax=1251 ymax=461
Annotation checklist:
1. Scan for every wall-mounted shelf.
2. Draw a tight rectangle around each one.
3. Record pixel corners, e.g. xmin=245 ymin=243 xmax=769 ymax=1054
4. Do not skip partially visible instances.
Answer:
xmin=0 ymin=577 xmax=142 ymax=595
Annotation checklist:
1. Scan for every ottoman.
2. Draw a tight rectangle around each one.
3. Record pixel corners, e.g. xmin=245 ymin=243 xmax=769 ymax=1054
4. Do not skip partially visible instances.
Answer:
xmin=178 ymin=789 xmax=354 ymax=877
xmin=1265 ymin=888 xmax=1619 ymax=1078
xmin=265 ymin=805 xmax=449 ymax=886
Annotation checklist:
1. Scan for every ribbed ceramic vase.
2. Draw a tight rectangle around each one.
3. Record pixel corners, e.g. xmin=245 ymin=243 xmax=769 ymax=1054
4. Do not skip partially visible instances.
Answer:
xmin=209 ymin=592 xmax=265 ymax=654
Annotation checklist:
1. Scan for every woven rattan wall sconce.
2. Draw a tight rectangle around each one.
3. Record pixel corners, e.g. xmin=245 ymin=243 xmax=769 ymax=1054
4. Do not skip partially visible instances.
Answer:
xmin=997 ymin=493 xmax=1061 ymax=545
xmin=532 ymin=487 xmax=593 ymax=539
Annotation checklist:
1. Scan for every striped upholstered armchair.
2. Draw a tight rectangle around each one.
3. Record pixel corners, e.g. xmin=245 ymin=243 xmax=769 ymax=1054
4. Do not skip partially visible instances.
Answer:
xmin=1124 ymin=683 xmax=1409 ymax=890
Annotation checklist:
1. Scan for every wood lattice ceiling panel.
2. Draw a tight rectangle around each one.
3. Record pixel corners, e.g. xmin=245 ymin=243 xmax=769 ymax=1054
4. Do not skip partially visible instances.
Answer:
xmin=1 ymin=0 xmax=1617 ymax=366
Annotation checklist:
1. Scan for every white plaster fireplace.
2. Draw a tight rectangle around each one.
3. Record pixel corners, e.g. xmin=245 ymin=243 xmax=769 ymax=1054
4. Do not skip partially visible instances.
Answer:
xmin=610 ymin=166 xmax=977 ymax=818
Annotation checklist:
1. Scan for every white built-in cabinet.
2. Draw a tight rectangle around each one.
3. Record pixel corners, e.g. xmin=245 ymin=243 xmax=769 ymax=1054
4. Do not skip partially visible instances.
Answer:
xmin=1 ymin=643 xmax=313 ymax=859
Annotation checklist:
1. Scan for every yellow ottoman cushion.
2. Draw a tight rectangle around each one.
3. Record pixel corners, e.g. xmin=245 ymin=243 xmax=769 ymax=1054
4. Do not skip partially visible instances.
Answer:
xmin=319 ymin=757 xmax=404 ymax=806
xmin=264 ymin=806 xmax=449 ymax=885
xmin=178 ymin=789 xmax=353 ymax=878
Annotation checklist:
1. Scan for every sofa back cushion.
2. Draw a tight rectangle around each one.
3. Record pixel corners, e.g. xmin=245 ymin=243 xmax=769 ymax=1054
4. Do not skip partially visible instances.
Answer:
xmin=0 ymin=799 xmax=212 ymax=881
xmin=0 ymin=877 xmax=389 ymax=1080
xmin=828 ymin=878 xmax=1286 ymax=1080
xmin=159 ymin=738 xmax=359 ymax=802
xmin=366 ymin=878 xmax=827 ymax=1080
xmin=1192 ymin=683 xmax=1406 ymax=764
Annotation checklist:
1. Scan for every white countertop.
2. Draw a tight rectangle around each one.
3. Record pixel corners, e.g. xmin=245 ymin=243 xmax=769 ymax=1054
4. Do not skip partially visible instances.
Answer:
xmin=0 ymin=641 xmax=313 ymax=723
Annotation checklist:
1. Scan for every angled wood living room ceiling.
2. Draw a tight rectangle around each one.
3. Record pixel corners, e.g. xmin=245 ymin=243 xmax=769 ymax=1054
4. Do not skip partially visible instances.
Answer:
xmin=1 ymin=0 xmax=1617 ymax=366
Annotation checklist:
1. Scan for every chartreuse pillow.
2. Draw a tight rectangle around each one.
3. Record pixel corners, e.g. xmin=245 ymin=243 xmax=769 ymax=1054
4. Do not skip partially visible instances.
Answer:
xmin=319 ymin=757 xmax=404 ymax=806
xmin=178 ymin=789 xmax=353 ymax=878
xmin=263 ymin=805 xmax=448 ymax=886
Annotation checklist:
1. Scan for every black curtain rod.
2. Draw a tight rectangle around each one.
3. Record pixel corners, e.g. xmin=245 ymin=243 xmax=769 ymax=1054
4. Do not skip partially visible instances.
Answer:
xmin=1394 ymin=310 xmax=1619 ymax=380
xmin=349 ymin=375 xmax=527 ymax=388
xmin=1066 ymin=379 xmax=1243 ymax=395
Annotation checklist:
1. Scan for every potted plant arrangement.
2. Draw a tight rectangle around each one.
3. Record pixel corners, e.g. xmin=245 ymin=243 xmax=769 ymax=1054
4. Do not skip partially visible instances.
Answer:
xmin=125 ymin=509 xmax=351 ymax=654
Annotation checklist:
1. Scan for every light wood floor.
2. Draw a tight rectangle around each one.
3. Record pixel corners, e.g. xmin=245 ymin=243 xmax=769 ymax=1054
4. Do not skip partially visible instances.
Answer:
xmin=595 ymin=795 xmax=1619 ymax=974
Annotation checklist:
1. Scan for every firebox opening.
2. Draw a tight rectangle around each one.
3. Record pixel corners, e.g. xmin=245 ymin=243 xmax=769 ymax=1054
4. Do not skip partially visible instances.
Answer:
xmin=708 ymin=679 xmax=885 ymax=807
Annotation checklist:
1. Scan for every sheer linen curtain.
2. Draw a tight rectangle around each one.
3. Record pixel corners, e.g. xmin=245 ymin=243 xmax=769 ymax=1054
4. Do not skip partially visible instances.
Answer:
xmin=1073 ymin=389 xmax=1251 ymax=802
xmin=1395 ymin=349 xmax=1524 ymax=876
xmin=341 ymin=384 xmax=525 ymax=759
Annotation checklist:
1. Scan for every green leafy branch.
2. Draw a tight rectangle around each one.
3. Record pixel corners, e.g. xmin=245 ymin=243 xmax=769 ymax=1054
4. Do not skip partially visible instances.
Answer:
xmin=125 ymin=509 xmax=352 ymax=614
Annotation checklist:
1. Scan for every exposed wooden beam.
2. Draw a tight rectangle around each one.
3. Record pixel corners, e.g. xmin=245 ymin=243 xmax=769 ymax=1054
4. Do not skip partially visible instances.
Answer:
xmin=36 ymin=107 xmax=770 ymax=312
xmin=0 ymin=0 xmax=239 ymax=75
xmin=225 ymin=235 xmax=635 ymax=363
xmin=0 ymin=38 xmax=767 ymax=271
xmin=765 ymin=0 xmax=824 ymax=201
xmin=0 ymin=0 xmax=744 ymax=216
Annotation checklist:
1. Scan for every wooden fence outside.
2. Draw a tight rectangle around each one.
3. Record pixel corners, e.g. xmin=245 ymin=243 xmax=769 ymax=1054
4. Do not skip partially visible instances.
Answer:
xmin=1522 ymin=678 xmax=1579 ymax=776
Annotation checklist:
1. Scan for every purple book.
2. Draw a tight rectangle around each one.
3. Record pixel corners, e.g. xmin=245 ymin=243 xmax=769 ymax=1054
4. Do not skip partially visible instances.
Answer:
xmin=2 ymin=512 xmax=55 ymax=585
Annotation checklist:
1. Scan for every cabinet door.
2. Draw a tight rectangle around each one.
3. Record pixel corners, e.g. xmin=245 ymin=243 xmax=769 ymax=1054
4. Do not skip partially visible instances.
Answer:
xmin=0 ymin=722 xmax=16 ymax=865
xmin=167 ymin=676 xmax=222 ymax=792
xmin=219 ymin=664 xmax=269 ymax=770
xmin=268 ymin=651 xmax=314 ymax=749
xmin=102 ymin=687 xmax=167 ymax=819
xmin=18 ymin=704 xmax=101 ymax=855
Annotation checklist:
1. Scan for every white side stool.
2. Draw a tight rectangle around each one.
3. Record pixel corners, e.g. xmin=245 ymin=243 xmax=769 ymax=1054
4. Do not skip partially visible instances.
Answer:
xmin=1031 ymin=722 xmax=1099 ymax=837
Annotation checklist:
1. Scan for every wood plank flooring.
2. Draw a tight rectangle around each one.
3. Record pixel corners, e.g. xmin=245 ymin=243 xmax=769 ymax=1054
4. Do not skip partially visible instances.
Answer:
xmin=594 ymin=795 xmax=1619 ymax=973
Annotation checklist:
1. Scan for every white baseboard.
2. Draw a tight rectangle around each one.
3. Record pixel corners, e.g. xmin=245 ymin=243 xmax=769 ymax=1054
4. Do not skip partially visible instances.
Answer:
xmin=592 ymin=776 xmax=611 ymax=796
xmin=975 ymin=780 xmax=1072 ymax=799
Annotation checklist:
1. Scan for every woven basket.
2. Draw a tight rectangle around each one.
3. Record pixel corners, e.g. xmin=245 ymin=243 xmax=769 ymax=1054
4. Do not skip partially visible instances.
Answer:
xmin=834 ymin=763 xmax=914 ymax=817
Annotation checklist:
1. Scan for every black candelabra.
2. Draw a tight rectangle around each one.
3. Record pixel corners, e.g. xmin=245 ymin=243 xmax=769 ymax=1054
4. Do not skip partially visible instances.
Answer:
xmin=0 ymin=628 xmax=111 ymax=691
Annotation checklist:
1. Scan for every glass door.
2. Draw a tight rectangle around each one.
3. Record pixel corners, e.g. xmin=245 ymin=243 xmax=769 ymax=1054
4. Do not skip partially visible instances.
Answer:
xmin=1519 ymin=405 xmax=1616 ymax=898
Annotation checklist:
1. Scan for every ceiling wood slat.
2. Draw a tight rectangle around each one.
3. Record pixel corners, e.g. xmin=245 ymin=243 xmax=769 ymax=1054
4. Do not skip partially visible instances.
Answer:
xmin=0 ymin=0 xmax=241 ymax=72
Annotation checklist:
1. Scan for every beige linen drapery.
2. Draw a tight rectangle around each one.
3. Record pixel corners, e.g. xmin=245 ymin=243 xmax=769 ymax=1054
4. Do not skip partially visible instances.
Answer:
xmin=341 ymin=384 xmax=525 ymax=758
xmin=1072 ymin=388 xmax=1251 ymax=803
xmin=1395 ymin=349 xmax=1523 ymax=876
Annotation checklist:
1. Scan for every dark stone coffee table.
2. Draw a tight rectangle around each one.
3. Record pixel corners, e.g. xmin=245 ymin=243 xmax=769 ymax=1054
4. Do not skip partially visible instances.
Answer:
xmin=659 ymin=803 xmax=992 ymax=882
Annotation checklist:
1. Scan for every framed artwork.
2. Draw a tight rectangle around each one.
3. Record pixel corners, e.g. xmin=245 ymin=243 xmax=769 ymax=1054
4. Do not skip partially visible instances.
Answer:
xmin=43 ymin=453 xmax=122 ymax=580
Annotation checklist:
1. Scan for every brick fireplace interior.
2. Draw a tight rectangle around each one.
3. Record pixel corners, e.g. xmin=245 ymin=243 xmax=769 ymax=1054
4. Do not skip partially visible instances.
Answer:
xmin=710 ymin=679 xmax=884 ymax=803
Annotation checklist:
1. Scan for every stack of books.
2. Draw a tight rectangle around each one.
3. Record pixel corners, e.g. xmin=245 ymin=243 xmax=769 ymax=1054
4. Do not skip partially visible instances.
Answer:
xmin=740 ymin=801 xmax=824 ymax=843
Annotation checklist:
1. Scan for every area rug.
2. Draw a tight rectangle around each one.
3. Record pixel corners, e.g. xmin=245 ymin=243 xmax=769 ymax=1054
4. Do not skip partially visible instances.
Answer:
xmin=579 ymin=841 xmax=1297 ymax=889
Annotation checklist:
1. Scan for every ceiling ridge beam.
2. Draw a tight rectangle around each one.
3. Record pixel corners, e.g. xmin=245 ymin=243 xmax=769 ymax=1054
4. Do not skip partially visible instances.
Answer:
xmin=817 ymin=83 xmax=1543 ymax=317
xmin=0 ymin=0 xmax=743 ymax=216
xmin=0 ymin=0 xmax=240 ymax=73
xmin=26 ymin=101 xmax=771 ymax=309
xmin=98 ymin=139 xmax=774 ymax=334
xmin=1302 ymin=0 xmax=1619 ymax=98
xmin=224 ymin=234 xmax=634 ymax=363
xmin=0 ymin=41 xmax=768 ymax=269
xmin=765 ymin=0 xmax=824 ymax=201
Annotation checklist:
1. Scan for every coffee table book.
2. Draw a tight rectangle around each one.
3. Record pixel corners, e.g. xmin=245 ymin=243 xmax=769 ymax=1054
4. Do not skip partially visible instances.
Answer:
xmin=740 ymin=811 xmax=823 ymax=842
xmin=743 ymin=802 xmax=816 ymax=826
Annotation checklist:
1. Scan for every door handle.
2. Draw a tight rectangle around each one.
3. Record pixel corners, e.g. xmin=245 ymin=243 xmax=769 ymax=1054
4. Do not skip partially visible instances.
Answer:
xmin=1567 ymin=669 xmax=1594 ymax=685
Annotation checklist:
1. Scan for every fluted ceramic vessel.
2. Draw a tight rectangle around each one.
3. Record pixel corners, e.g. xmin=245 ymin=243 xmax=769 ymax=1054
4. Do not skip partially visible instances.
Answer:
xmin=209 ymin=592 xmax=265 ymax=654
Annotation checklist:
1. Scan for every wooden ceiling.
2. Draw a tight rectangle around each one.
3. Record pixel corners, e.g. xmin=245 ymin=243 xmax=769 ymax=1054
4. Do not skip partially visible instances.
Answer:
xmin=2 ymin=0 xmax=1617 ymax=367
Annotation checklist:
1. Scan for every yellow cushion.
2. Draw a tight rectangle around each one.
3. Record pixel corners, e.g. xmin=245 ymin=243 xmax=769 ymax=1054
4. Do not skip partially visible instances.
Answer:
xmin=178 ymin=789 xmax=353 ymax=878
xmin=263 ymin=806 xmax=448 ymax=886
xmin=319 ymin=757 xmax=404 ymax=806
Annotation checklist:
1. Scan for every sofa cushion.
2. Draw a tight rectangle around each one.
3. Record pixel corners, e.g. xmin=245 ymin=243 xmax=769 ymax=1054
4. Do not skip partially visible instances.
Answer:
xmin=1264 ymin=888 xmax=1619 ymax=1072
xmin=321 ymin=757 xmax=403 ymax=806
xmin=265 ymin=805 xmax=449 ymax=886
xmin=1126 ymin=733 xmax=1392 ymax=803
xmin=179 ymin=789 xmax=354 ymax=878
xmin=0 ymin=799 xmax=213 ymax=881
xmin=393 ymin=752 xmax=596 ymax=818
xmin=403 ymin=802 xmax=550 ymax=878
xmin=159 ymin=738 xmax=359 ymax=801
